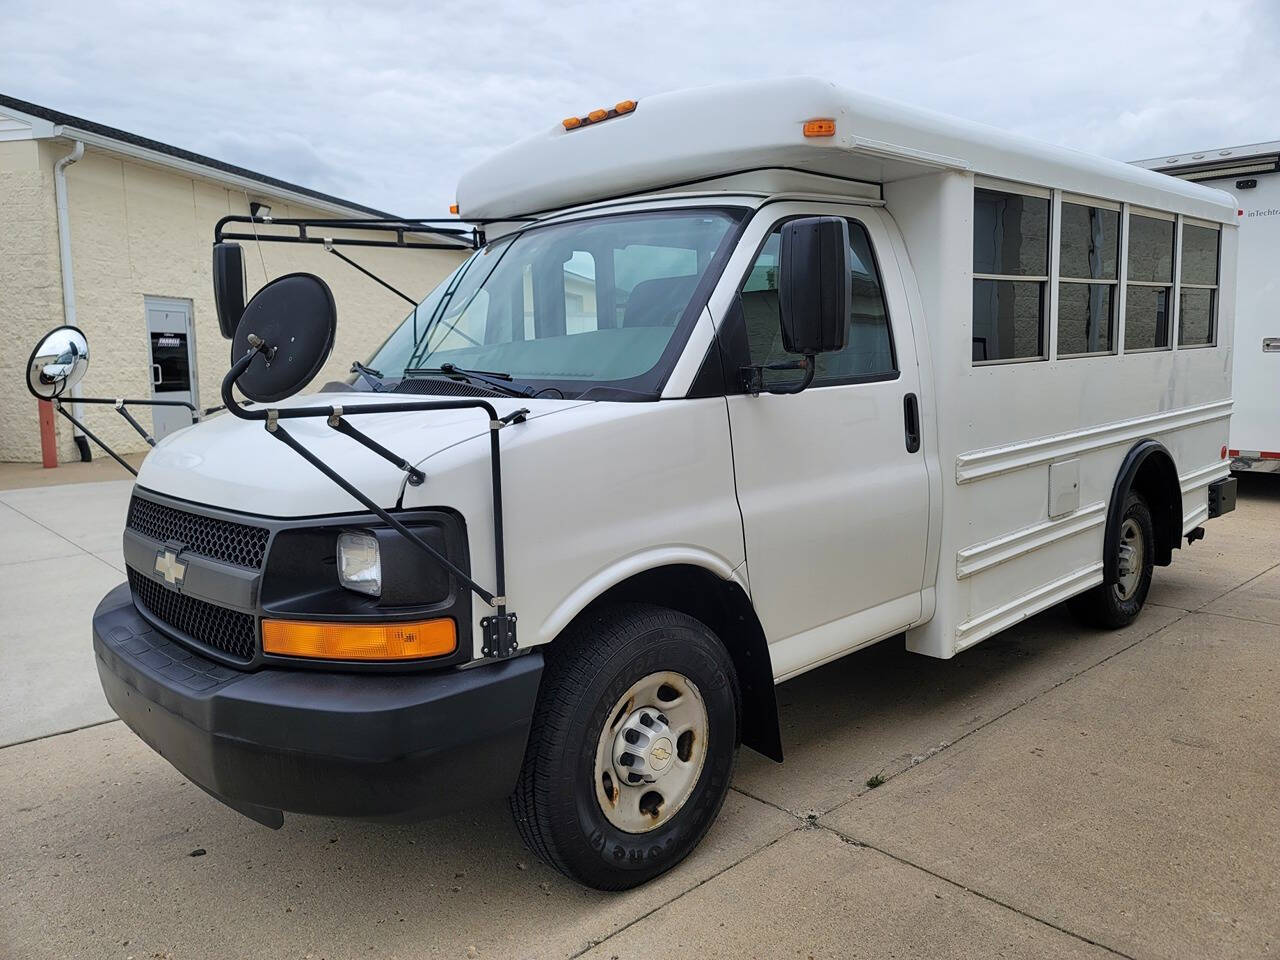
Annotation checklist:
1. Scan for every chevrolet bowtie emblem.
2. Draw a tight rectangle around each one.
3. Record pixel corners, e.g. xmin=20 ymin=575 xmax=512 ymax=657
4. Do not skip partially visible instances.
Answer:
xmin=154 ymin=548 xmax=187 ymax=586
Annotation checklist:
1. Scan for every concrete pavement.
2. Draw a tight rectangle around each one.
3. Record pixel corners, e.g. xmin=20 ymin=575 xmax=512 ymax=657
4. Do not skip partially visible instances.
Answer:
xmin=1 ymin=475 xmax=1278 ymax=959
xmin=0 ymin=478 xmax=130 ymax=746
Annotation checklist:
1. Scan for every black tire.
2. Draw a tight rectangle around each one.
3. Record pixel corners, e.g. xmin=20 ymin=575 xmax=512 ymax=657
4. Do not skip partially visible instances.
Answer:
xmin=1069 ymin=491 xmax=1155 ymax=628
xmin=509 ymin=602 xmax=740 ymax=890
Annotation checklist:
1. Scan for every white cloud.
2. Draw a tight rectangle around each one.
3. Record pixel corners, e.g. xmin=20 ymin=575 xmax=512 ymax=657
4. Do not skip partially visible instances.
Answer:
xmin=3 ymin=0 xmax=1277 ymax=213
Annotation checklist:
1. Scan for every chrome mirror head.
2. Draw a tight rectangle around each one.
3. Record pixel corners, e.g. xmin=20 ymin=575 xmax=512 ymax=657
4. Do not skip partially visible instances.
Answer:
xmin=26 ymin=325 xmax=90 ymax=399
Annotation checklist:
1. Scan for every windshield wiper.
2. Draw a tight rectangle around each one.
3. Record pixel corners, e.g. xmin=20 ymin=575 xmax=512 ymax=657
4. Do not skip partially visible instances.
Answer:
xmin=404 ymin=363 xmax=536 ymax=398
xmin=349 ymin=360 xmax=387 ymax=391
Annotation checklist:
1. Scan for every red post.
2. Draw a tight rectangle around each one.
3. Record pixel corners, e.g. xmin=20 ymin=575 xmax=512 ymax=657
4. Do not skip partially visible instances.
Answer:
xmin=38 ymin=400 xmax=58 ymax=468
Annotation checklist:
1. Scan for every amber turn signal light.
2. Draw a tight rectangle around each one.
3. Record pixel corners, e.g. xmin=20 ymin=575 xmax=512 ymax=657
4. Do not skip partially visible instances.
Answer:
xmin=262 ymin=618 xmax=456 ymax=661
xmin=803 ymin=118 xmax=836 ymax=138
xmin=449 ymin=202 xmax=459 ymax=215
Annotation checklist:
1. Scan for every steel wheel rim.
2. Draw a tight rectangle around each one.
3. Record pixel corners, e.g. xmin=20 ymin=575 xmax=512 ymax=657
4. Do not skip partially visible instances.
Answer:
xmin=1114 ymin=517 xmax=1144 ymax=600
xmin=593 ymin=670 xmax=709 ymax=833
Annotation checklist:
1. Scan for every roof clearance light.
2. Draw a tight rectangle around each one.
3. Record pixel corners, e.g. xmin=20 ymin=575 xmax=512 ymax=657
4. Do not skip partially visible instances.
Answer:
xmin=449 ymin=202 xmax=459 ymax=215
xmin=803 ymin=118 xmax=837 ymax=138
xmin=562 ymin=100 xmax=638 ymax=132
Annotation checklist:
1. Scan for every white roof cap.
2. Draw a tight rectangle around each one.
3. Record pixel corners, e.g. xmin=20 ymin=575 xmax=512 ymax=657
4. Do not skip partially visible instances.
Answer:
xmin=457 ymin=77 xmax=1237 ymax=225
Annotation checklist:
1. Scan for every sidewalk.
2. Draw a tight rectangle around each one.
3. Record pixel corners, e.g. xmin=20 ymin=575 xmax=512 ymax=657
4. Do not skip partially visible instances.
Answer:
xmin=0 ymin=453 xmax=146 ymax=492
xmin=0 ymin=478 xmax=132 ymax=745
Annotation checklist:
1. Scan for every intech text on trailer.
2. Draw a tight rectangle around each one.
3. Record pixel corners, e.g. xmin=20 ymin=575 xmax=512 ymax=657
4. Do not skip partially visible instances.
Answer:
xmin=31 ymin=77 xmax=1238 ymax=889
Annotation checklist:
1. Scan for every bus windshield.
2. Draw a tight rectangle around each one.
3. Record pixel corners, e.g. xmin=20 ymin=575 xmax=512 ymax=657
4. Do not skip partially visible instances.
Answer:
xmin=367 ymin=209 xmax=741 ymax=398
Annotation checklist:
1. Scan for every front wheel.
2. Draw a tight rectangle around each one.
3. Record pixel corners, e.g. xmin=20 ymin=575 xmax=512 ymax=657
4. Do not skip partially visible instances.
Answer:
xmin=509 ymin=603 xmax=740 ymax=890
xmin=1069 ymin=491 xmax=1155 ymax=628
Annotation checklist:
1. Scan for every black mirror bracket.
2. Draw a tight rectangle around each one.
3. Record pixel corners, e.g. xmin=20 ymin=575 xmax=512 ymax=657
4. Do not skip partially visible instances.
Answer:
xmin=738 ymin=354 xmax=816 ymax=397
xmin=219 ymin=346 xmax=524 ymax=660
xmin=40 ymin=393 xmax=202 ymax=477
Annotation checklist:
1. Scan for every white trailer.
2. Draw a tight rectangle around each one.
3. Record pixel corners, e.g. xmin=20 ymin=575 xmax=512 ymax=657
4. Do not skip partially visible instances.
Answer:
xmin=1134 ymin=142 xmax=1278 ymax=472
xmin=41 ymin=77 xmax=1238 ymax=890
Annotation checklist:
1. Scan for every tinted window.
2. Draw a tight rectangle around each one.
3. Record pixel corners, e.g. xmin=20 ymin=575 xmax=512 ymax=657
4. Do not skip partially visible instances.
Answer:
xmin=1177 ymin=222 xmax=1219 ymax=347
xmin=1059 ymin=203 xmax=1118 ymax=280
xmin=1057 ymin=201 xmax=1119 ymax=356
xmin=972 ymin=187 xmax=1048 ymax=362
xmin=972 ymin=280 xmax=1045 ymax=361
xmin=1124 ymin=213 xmax=1175 ymax=350
xmin=1181 ymin=224 xmax=1220 ymax=286
xmin=1057 ymin=284 xmax=1115 ymax=355
xmin=1124 ymin=285 xmax=1170 ymax=350
xmin=1179 ymin=288 xmax=1215 ymax=346
xmin=973 ymin=189 xmax=1050 ymax=276
xmin=740 ymin=219 xmax=895 ymax=386
xmin=1127 ymin=215 xmax=1174 ymax=283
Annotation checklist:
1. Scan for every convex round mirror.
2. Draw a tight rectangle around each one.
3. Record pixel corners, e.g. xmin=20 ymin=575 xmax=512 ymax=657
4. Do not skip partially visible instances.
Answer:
xmin=26 ymin=325 xmax=90 ymax=400
xmin=231 ymin=272 xmax=337 ymax=403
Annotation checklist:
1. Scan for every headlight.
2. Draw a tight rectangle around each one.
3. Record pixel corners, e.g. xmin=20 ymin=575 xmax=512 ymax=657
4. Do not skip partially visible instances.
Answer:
xmin=337 ymin=530 xmax=381 ymax=596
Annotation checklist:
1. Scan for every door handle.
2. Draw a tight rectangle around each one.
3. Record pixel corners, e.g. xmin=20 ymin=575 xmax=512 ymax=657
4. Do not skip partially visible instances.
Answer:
xmin=152 ymin=363 xmax=163 ymax=386
xmin=1264 ymin=337 xmax=1280 ymax=353
xmin=903 ymin=393 xmax=921 ymax=453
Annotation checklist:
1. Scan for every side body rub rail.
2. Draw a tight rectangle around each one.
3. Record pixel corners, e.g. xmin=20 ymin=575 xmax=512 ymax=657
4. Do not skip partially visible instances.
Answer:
xmin=954 ymin=399 xmax=1233 ymax=484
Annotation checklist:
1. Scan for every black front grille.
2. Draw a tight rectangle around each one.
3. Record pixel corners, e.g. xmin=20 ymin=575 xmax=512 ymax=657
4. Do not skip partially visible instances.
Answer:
xmin=128 ymin=569 xmax=256 ymax=662
xmin=127 ymin=496 xmax=269 ymax=569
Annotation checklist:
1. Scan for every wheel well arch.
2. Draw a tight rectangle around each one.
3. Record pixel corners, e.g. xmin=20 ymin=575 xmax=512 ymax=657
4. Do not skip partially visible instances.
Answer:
xmin=1106 ymin=439 xmax=1182 ymax=578
xmin=565 ymin=564 xmax=783 ymax=763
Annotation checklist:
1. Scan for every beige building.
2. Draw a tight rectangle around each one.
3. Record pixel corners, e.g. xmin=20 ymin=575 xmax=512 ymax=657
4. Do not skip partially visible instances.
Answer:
xmin=0 ymin=95 xmax=468 ymax=464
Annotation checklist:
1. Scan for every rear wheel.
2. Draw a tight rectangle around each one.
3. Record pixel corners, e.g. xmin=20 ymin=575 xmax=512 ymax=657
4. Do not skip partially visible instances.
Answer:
xmin=1069 ymin=491 xmax=1155 ymax=628
xmin=510 ymin=603 xmax=739 ymax=890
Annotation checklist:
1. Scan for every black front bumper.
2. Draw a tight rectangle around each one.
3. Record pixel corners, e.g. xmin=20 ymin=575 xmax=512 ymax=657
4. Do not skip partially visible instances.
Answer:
xmin=93 ymin=583 xmax=543 ymax=827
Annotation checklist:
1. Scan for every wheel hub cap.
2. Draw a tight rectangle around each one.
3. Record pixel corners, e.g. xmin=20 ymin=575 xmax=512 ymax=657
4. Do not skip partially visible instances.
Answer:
xmin=1114 ymin=517 xmax=1144 ymax=600
xmin=593 ymin=670 xmax=709 ymax=833
xmin=612 ymin=709 xmax=675 ymax=784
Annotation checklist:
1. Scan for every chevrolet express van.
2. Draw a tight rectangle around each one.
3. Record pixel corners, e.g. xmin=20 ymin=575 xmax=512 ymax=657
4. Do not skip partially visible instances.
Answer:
xmin=32 ymin=77 xmax=1238 ymax=890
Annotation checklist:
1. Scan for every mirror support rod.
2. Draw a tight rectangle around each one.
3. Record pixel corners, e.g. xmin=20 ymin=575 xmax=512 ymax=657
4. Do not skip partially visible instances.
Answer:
xmin=326 ymin=411 xmax=425 ymax=486
xmin=323 ymin=243 xmax=419 ymax=308
xmin=51 ymin=401 xmax=138 ymax=476
xmin=220 ymin=347 xmax=523 ymax=657
xmin=114 ymin=401 xmax=156 ymax=447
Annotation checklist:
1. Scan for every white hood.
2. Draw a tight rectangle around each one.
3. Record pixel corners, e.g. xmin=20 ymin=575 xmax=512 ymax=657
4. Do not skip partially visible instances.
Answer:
xmin=136 ymin=392 xmax=587 ymax=517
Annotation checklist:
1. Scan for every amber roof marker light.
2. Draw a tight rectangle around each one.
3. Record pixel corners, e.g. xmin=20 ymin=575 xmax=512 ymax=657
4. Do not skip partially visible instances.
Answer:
xmin=803 ymin=118 xmax=837 ymax=138
xmin=562 ymin=99 xmax=639 ymax=131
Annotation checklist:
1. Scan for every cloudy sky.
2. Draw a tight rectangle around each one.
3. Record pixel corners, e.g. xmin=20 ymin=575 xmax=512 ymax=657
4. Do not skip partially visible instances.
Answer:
xmin=3 ymin=0 xmax=1278 ymax=214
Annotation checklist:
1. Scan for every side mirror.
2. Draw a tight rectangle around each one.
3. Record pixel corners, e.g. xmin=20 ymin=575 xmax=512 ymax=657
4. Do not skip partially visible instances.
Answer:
xmin=213 ymin=242 xmax=247 ymax=339
xmin=26 ymin=325 xmax=90 ymax=400
xmin=231 ymin=273 xmax=337 ymax=403
xmin=778 ymin=216 xmax=850 ymax=356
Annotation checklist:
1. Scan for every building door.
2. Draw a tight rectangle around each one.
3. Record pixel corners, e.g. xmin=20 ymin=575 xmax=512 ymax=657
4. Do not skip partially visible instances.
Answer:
xmin=144 ymin=297 xmax=197 ymax=440
xmin=722 ymin=204 xmax=930 ymax=678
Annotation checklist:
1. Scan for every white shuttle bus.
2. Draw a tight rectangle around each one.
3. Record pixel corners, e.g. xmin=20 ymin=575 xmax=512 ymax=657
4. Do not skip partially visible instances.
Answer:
xmin=1135 ymin=143 xmax=1277 ymax=473
xmin=33 ymin=78 xmax=1238 ymax=890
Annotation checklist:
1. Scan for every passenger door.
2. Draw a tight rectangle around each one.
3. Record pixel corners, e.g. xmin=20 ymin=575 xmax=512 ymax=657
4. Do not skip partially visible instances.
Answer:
xmin=723 ymin=204 xmax=930 ymax=677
